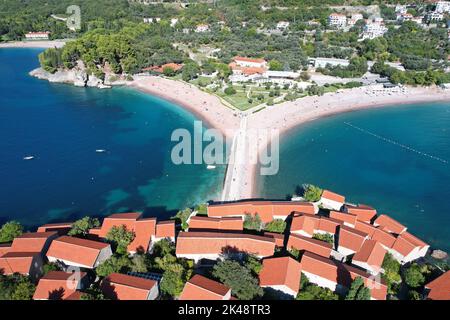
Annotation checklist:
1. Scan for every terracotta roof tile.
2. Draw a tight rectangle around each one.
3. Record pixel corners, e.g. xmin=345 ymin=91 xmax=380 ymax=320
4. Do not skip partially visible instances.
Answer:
xmin=180 ymin=274 xmax=231 ymax=300
xmin=321 ymin=190 xmax=345 ymax=203
xmin=426 ymin=271 xmax=450 ymax=300
xmin=374 ymin=215 xmax=406 ymax=235
xmin=101 ymin=273 xmax=157 ymax=300
xmin=287 ymin=234 xmax=332 ymax=258
xmin=259 ymin=257 xmax=302 ymax=294
xmin=33 ymin=271 xmax=87 ymax=300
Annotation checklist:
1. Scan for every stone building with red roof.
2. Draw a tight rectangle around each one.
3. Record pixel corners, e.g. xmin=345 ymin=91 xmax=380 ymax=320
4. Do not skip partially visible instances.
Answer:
xmin=179 ymin=274 xmax=232 ymax=300
xmin=207 ymin=201 xmax=315 ymax=224
xmin=46 ymin=236 xmax=112 ymax=269
xmin=188 ymin=216 xmax=243 ymax=231
xmin=320 ymin=190 xmax=345 ymax=211
xmin=425 ymin=271 xmax=450 ymax=300
xmin=352 ymin=240 xmax=386 ymax=275
xmin=33 ymin=271 xmax=88 ymax=300
xmin=175 ymin=231 xmax=275 ymax=262
xmin=287 ymin=234 xmax=332 ymax=258
xmin=259 ymin=256 xmax=302 ymax=297
xmin=101 ymin=273 xmax=159 ymax=300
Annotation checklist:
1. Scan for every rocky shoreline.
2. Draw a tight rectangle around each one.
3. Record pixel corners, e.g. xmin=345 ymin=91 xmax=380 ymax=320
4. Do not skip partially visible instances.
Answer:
xmin=29 ymin=64 xmax=130 ymax=89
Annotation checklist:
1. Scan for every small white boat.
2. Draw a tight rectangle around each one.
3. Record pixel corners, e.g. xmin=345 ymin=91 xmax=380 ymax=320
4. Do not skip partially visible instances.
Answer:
xmin=206 ymin=165 xmax=216 ymax=170
xmin=96 ymin=149 xmax=107 ymax=153
xmin=23 ymin=156 xmax=35 ymax=160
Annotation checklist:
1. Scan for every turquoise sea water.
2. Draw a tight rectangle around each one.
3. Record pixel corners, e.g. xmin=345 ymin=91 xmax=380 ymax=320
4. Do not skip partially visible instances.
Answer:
xmin=0 ymin=48 xmax=225 ymax=227
xmin=258 ymin=104 xmax=450 ymax=251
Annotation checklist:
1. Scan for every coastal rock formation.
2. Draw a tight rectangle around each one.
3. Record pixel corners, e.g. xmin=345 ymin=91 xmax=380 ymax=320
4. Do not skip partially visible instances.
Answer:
xmin=29 ymin=61 xmax=125 ymax=89
xmin=431 ymin=249 xmax=448 ymax=260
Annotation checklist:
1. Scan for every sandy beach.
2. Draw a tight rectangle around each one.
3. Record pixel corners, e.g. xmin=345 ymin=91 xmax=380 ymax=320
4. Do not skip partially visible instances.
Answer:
xmin=129 ymin=77 xmax=450 ymax=201
xmin=0 ymin=40 xmax=67 ymax=49
xmin=130 ymin=76 xmax=241 ymax=138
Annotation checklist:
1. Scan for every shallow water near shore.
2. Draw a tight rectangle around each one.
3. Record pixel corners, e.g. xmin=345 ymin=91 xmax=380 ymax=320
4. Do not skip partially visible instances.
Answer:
xmin=0 ymin=48 xmax=225 ymax=227
xmin=258 ymin=103 xmax=450 ymax=252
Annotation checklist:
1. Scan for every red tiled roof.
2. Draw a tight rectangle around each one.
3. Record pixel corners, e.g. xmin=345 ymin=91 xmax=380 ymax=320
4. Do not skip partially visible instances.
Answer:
xmin=207 ymin=201 xmax=314 ymax=223
xmin=142 ymin=63 xmax=183 ymax=73
xmin=287 ymin=234 xmax=332 ymax=258
xmin=155 ymin=220 xmax=175 ymax=239
xmin=374 ymin=215 xmax=406 ymax=235
xmin=101 ymin=273 xmax=157 ymax=300
xmin=37 ymin=222 xmax=73 ymax=234
xmin=352 ymin=240 xmax=386 ymax=272
xmin=426 ymin=271 xmax=450 ymax=300
xmin=0 ymin=243 xmax=11 ymax=256
xmin=338 ymin=225 xmax=367 ymax=252
xmin=0 ymin=252 xmax=41 ymax=275
xmin=329 ymin=211 xmax=357 ymax=226
xmin=300 ymin=251 xmax=387 ymax=300
xmin=9 ymin=232 xmax=57 ymax=254
xmin=46 ymin=236 xmax=110 ymax=268
xmin=189 ymin=216 xmax=243 ymax=231
xmin=234 ymin=56 xmax=266 ymax=64
xmin=176 ymin=232 xmax=275 ymax=257
xmin=354 ymin=220 xmax=378 ymax=237
xmin=345 ymin=205 xmax=377 ymax=223
xmin=317 ymin=217 xmax=342 ymax=234
xmin=371 ymin=228 xmax=396 ymax=249
xmin=290 ymin=214 xmax=319 ymax=236
xmin=259 ymin=256 xmax=301 ymax=294
xmin=33 ymin=271 xmax=87 ymax=300
xmin=89 ymin=213 xmax=156 ymax=253
xmin=321 ymin=190 xmax=345 ymax=203
xmin=263 ymin=232 xmax=285 ymax=247
xmin=180 ymin=274 xmax=231 ymax=300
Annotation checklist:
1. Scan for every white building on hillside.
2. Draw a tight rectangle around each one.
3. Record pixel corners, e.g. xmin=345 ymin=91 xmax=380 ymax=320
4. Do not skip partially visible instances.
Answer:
xmin=25 ymin=32 xmax=50 ymax=40
xmin=328 ymin=13 xmax=347 ymax=29
xmin=428 ymin=12 xmax=444 ymax=21
xmin=276 ymin=21 xmax=290 ymax=31
xmin=347 ymin=13 xmax=363 ymax=27
xmin=170 ymin=18 xmax=179 ymax=27
xmin=195 ymin=24 xmax=210 ymax=33
xmin=310 ymin=57 xmax=350 ymax=68
xmin=436 ymin=1 xmax=450 ymax=13
xmin=361 ymin=20 xmax=388 ymax=40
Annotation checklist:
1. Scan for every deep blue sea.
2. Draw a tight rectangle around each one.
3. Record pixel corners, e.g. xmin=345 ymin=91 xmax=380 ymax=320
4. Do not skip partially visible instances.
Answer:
xmin=259 ymin=104 xmax=450 ymax=251
xmin=0 ymin=48 xmax=225 ymax=227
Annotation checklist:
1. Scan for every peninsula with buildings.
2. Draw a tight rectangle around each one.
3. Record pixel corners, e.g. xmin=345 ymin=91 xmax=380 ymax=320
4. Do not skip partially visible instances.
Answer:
xmin=0 ymin=187 xmax=448 ymax=300
xmin=0 ymin=0 xmax=449 ymax=301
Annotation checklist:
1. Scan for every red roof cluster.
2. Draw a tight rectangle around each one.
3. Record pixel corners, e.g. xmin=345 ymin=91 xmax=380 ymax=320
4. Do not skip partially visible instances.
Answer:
xmin=188 ymin=216 xmax=243 ymax=231
xmin=89 ymin=212 xmax=175 ymax=253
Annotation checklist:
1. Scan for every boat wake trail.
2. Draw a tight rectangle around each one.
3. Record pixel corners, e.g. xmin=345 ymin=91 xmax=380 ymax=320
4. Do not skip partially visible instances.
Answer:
xmin=344 ymin=122 xmax=448 ymax=164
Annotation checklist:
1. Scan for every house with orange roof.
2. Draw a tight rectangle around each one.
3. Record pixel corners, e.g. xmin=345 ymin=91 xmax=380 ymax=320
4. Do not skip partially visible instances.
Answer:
xmin=373 ymin=214 xmax=407 ymax=235
xmin=100 ymin=273 xmax=159 ymax=300
xmin=337 ymin=225 xmax=368 ymax=256
xmin=0 ymin=231 xmax=59 ymax=280
xmin=317 ymin=217 xmax=342 ymax=235
xmin=329 ymin=211 xmax=357 ymax=228
xmin=142 ymin=63 xmax=183 ymax=74
xmin=371 ymin=228 xmax=397 ymax=250
xmin=175 ymin=231 xmax=275 ymax=262
xmin=354 ymin=220 xmax=378 ymax=237
xmin=233 ymin=56 xmax=267 ymax=69
xmin=155 ymin=220 xmax=176 ymax=242
xmin=179 ymin=274 xmax=232 ymax=300
xmin=390 ymin=232 xmax=429 ymax=264
xmin=290 ymin=214 xmax=319 ymax=237
xmin=33 ymin=271 xmax=88 ymax=300
xmin=46 ymin=236 xmax=112 ymax=269
xmin=0 ymin=252 xmax=44 ymax=280
xmin=89 ymin=213 xmax=175 ymax=254
xmin=37 ymin=222 xmax=73 ymax=234
xmin=207 ymin=201 xmax=315 ymax=224
xmin=300 ymin=251 xmax=387 ymax=300
xmin=259 ymin=256 xmax=302 ymax=297
xmin=352 ymin=240 xmax=386 ymax=275
xmin=287 ymin=234 xmax=333 ymax=258
xmin=343 ymin=204 xmax=377 ymax=223
xmin=263 ymin=232 xmax=285 ymax=247
xmin=188 ymin=216 xmax=243 ymax=231
xmin=425 ymin=271 xmax=450 ymax=300
xmin=8 ymin=231 xmax=58 ymax=254
xmin=320 ymin=190 xmax=345 ymax=211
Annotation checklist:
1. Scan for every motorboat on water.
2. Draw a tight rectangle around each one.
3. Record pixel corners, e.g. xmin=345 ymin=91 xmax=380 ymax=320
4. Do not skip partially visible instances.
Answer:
xmin=23 ymin=156 xmax=35 ymax=160
xmin=206 ymin=165 xmax=216 ymax=170
xmin=96 ymin=149 xmax=107 ymax=153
